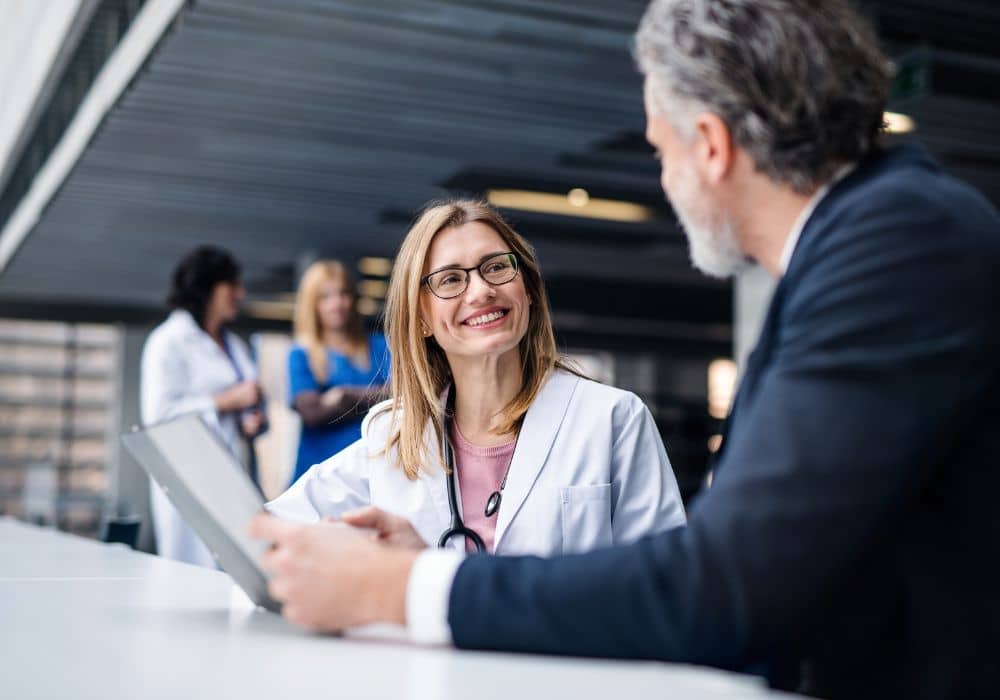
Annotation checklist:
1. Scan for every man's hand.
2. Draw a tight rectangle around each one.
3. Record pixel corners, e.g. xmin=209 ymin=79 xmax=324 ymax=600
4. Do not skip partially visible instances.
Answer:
xmin=249 ymin=514 xmax=417 ymax=632
xmin=340 ymin=506 xmax=429 ymax=550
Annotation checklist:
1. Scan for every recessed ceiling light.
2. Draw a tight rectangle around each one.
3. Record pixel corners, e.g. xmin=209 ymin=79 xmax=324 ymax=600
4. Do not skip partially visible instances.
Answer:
xmin=567 ymin=188 xmax=590 ymax=207
xmin=356 ymin=297 xmax=383 ymax=316
xmin=707 ymin=357 xmax=737 ymax=419
xmin=244 ymin=300 xmax=294 ymax=321
xmin=358 ymin=279 xmax=388 ymax=299
xmin=884 ymin=111 xmax=915 ymax=134
xmin=487 ymin=189 xmax=655 ymax=223
xmin=358 ymin=257 xmax=393 ymax=276
xmin=707 ymin=434 xmax=723 ymax=453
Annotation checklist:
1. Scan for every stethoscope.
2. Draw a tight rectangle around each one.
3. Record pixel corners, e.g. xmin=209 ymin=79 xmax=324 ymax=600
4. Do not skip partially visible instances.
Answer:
xmin=436 ymin=385 xmax=519 ymax=554
xmin=437 ymin=425 xmax=488 ymax=553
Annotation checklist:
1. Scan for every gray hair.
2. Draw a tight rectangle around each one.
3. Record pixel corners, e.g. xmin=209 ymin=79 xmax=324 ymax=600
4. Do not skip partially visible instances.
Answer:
xmin=636 ymin=0 xmax=894 ymax=193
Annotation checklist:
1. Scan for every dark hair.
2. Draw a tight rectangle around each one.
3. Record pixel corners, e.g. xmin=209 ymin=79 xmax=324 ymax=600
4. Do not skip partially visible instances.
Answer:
xmin=167 ymin=245 xmax=241 ymax=327
xmin=636 ymin=0 xmax=894 ymax=193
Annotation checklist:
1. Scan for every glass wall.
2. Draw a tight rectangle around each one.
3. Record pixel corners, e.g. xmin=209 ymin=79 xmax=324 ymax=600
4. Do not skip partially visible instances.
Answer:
xmin=0 ymin=318 xmax=120 ymax=536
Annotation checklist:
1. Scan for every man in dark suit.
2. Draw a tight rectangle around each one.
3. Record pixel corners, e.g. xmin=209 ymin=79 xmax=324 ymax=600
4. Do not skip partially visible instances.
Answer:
xmin=252 ymin=1 xmax=1000 ymax=697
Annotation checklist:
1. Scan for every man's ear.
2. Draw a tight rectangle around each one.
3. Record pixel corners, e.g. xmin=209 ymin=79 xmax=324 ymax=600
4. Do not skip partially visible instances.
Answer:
xmin=692 ymin=112 xmax=734 ymax=185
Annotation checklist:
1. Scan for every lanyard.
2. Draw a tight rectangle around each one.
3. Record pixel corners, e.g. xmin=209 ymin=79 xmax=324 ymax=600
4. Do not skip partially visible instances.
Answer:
xmin=220 ymin=334 xmax=246 ymax=382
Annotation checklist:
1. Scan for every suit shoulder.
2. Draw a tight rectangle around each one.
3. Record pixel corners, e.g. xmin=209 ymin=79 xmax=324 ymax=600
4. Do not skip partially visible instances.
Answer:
xmin=827 ymin=152 xmax=998 ymax=247
xmin=793 ymin=152 xmax=1000 ymax=295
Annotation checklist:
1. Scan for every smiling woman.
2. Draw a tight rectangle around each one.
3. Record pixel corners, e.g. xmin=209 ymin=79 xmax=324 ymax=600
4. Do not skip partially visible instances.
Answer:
xmin=286 ymin=260 xmax=390 ymax=485
xmin=266 ymin=200 xmax=686 ymax=557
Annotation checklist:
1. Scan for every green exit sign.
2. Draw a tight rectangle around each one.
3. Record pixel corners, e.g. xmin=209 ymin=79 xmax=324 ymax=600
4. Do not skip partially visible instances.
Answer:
xmin=890 ymin=49 xmax=931 ymax=102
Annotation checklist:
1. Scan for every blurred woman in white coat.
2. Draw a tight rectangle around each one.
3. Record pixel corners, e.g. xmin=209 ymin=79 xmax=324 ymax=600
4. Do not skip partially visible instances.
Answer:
xmin=142 ymin=246 xmax=264 ymax=566
xmin=267 ymin=201 xmax=685 ymax=555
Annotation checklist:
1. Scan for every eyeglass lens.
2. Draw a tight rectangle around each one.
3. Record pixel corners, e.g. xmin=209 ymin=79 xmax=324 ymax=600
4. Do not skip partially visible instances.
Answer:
xmin=426 ymin=253 xmax=517 ymax=299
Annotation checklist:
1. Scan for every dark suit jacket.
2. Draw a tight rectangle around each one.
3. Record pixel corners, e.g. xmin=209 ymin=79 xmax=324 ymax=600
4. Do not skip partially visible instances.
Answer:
xmin=447 ymin=144 xmax=1000 ymax=699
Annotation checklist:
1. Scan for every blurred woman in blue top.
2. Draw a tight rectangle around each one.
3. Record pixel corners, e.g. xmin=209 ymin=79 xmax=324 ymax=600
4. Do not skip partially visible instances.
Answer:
xmin=288 ymin=260 xmax=389 ymax=485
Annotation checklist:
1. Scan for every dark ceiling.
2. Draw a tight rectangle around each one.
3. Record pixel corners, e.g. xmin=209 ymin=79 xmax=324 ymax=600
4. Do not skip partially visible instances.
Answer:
xmin=0 ymin=0 xmax=997 ymax=356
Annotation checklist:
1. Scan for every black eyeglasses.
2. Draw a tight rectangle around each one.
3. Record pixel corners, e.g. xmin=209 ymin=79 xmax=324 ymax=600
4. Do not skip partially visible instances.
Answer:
xmin=421 ymin=252 xmax=519 ymax=300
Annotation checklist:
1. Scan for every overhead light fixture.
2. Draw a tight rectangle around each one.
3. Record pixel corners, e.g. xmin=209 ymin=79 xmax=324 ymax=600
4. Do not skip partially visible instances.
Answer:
xmin=356 ymin=297 xmax=383 ymax=317
xmin=567 ymin=188 xmax=590 ymax=207
xmin=707 ymin=357 xmax=738 ymax=419
xmin=358 ymin=279 xmax=389 ymax=299
xmin=884 ymin=111 xmax=916 ymax=134
xmin=707 ymin=434 xmax=723 ymax=453
xmin=487 ymin=189 xmax=655 ymax=223
xmin=358 ymin=257 xmax=393 ymax=277
xmin=244 ymin=299 xmax=294 ymax=321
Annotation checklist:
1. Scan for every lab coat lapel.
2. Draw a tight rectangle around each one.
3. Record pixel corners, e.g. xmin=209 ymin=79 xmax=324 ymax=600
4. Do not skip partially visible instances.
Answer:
xmin=493 ymin=371 xmax=579 ymax=551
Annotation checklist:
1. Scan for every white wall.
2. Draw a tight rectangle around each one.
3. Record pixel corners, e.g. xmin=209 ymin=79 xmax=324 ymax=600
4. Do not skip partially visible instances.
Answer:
xmin=0 ymin=1 xmax=82 ymax=182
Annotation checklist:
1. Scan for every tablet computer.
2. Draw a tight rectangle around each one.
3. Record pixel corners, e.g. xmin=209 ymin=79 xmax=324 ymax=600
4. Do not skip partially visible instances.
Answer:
xmin=121 ymin=413 xmax=280 ymax=612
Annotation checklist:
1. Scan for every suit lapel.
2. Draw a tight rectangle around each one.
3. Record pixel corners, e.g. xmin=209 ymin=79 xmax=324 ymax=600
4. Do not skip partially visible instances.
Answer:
xmin=735 ymin=288 xmax=782 ymax=405
xmin=493 ymin=371 xmax=579 ymax=551
xmin=715 ymin=278 xmax=786 ymax=469
xmin=716 ymin=163 xmax=860 ymax=469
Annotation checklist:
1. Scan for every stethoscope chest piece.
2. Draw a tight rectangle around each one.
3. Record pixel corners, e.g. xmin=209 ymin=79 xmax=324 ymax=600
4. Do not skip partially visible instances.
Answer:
xmin=437 ymin=384 xmax=520 ymax=553
xmin=484 ymin=490 xmax=502 ymax=518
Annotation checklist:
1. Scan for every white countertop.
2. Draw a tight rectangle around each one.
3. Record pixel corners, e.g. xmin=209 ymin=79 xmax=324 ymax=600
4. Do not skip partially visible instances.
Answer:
xmin=0 ymin=517 xmax=794 ymax=699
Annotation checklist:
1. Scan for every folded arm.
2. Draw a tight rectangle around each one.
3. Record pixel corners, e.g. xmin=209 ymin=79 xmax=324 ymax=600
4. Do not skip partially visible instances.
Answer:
xmin=292 ymin=386 xmax=385 ymax=428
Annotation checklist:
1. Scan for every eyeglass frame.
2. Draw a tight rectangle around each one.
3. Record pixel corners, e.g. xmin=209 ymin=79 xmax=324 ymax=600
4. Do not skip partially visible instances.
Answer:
xmin=420 ymin=252 xmax=520 ymax=300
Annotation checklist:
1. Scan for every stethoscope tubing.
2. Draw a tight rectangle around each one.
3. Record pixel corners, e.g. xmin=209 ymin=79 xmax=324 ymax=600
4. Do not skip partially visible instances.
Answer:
xmin=438 ymin=427 xmax=487 ymax=553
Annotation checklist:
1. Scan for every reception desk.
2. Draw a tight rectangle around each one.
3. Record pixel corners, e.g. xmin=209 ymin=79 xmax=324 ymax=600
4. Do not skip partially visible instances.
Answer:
xmin=0 ymin=518 xmax=797 ymax=699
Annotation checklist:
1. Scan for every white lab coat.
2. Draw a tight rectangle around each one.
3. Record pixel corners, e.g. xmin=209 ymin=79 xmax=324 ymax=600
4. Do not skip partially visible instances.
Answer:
xmin=268 ymin=369 xmax=686 ymax=555
xmin=141 ymin=309 xmax=257 ymax=567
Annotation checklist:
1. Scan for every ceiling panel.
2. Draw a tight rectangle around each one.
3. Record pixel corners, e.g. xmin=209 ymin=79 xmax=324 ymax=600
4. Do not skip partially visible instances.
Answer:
xmin=0 ymin=0 xmax=996 ymax=354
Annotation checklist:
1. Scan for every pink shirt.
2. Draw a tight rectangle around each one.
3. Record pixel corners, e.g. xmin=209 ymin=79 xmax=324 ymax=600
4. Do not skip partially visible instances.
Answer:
xmin=450 ymin=422 xmax=516 ymax=554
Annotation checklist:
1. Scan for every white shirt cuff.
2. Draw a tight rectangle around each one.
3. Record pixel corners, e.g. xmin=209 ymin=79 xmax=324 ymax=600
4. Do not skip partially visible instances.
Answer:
xmin=406 ymin=548 xmax=465 ymax=645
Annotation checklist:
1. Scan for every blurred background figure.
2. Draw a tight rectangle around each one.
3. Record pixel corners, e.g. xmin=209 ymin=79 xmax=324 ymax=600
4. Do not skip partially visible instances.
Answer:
xmin=287 ymin=260 xmax=389 ymax=485
xmin=141 ymin=245 xmax=264 ymax=566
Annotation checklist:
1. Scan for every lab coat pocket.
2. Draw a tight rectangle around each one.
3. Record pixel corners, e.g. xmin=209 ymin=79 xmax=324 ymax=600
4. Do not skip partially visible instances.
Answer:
xmin=559 ymin=483 xmax=612 ymax=554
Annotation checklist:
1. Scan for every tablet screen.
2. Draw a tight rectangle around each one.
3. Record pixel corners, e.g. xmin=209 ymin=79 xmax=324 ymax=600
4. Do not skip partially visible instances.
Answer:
xmin=122 ymin=414 xmax=279 ymax=611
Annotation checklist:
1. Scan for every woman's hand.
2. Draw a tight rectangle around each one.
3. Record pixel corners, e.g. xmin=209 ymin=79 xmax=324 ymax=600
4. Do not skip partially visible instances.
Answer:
xmin=340 ymin=506 xmax=429 ymax=550
xmin=319 ymin=386 xmax=345 ymax=408
xmin=241 ymin=409 xmax=265 ymax=438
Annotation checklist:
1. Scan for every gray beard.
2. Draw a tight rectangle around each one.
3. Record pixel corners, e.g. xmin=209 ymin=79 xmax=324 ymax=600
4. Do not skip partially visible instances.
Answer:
xmin=665 ymin=173 xmax=748 ymax=279
xmin=678 ymin=208 xmax=748 ymax=279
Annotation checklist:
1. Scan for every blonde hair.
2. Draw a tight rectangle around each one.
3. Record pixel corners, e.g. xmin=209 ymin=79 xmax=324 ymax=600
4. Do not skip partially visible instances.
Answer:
xmin=293 ymin=260 xmax=367 ymax=384
xmin=383 ymin=199 xmax=573 ymax=480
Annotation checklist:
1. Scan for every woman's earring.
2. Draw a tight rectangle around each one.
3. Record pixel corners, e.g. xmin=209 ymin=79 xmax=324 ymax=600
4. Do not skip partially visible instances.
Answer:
xmin=420 ymin=321 xmax=432 ymax=337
